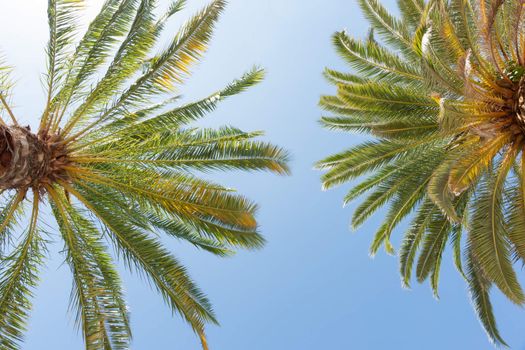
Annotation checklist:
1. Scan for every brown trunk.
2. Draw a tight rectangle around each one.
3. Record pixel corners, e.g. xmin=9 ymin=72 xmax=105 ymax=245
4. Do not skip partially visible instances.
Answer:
xmin=0 ymin=125 xmax=69 ymax=190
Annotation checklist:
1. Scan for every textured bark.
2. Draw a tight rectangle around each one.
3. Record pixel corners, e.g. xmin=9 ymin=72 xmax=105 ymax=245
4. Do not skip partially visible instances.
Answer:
xmin=0 ymin=126 xmax=69 ymax=190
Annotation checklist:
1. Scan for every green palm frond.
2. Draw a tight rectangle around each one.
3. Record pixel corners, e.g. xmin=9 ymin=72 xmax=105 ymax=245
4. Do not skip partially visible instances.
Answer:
xmin=46 ymin=0 xmax=139 ymax=132
xmin=415 ymin=211 xmax=450 ymax=295
xmin=469 ymin=148 xmax=524 ymax=304
xmin=62 ymin=0 xmax=226 ymax=141
xmin=0 ymin=196 xmax=44 ymax=350
xmin=71 ymin=182 xmax=217 ymax=338
xmin=43 ymin=0 xmax=84 ymax=126
xmin=0 ymin=56 xmax=17 ymax=126
xmin=467 ymin=252 xmax=507 ymax=346
xmin=320 ymin=0 xmax=525 ymax=344
xmin=399 ymin=199 xmax=436 ymax=288
xmin=397 ymin=0 xmax=424 ymax=29
xmin=0 ymin=1 xmax=288 ymax=349
xmin=49 ymin=187 xmax=131 ymax=349
xmin=332 ymin=30 xmax=422 ymax=83
xmin=357 ymin=0 xmax=414 ymax=55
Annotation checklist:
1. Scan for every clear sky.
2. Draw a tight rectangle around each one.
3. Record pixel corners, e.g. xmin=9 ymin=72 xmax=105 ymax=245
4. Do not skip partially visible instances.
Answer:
xmin=0 ymin=1 xmax=524 ymax=349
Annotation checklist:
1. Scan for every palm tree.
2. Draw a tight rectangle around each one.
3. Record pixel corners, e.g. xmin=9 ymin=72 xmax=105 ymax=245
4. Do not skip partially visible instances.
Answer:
xmin=317 ymin=0 xmax=525 ymax=345
xmin=0 ymin=0 xmax=289 ymax=349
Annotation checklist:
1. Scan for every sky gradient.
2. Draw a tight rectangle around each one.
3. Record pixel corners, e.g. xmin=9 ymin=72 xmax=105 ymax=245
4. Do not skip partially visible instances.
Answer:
xmin=0 ymin=1 xmax=524 ymax=349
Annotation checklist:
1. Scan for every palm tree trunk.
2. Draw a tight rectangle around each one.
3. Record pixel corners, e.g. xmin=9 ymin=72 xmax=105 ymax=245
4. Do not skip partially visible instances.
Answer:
xmin=0 ymin=126 xmax=51 ymax=190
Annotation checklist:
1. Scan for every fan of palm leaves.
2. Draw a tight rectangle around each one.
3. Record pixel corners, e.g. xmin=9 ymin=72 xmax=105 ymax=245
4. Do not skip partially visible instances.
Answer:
xmin=0 ymin=0 xmax=289 ymax=349
xmin=317 ymin=0 xmax=525 ymax=345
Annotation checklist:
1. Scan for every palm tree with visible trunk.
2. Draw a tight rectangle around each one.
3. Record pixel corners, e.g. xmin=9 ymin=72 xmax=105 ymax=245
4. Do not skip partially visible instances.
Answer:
xmin=318 ymin=0 xmax=525 ymax=345
xmin=0 ymin=0 xmax=289 ymax=349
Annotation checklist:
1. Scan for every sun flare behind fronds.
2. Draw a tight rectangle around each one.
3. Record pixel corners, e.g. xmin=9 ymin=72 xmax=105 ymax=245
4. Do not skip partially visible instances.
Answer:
xmin=0 ymin=0 xmax=289 ymax=349
xmin=317 ymin=0 xmax=525 ymax=345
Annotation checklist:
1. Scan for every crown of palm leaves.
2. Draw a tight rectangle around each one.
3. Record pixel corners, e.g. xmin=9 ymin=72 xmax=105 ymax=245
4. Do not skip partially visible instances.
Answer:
xmin=0 ymin=1 xmax=289 ymax=349
xmin=318 ymin=0 xmax=525 ymax=345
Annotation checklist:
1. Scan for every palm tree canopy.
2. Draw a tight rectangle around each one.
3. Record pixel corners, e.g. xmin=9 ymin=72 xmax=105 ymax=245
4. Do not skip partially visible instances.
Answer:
xmin=0 ymin=0 xmax=289 ymax=349
xmin=317 ymin=0 xmax=525 ymax=345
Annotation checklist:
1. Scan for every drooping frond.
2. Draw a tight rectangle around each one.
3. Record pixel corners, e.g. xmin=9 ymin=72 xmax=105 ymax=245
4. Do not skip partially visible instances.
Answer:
xmin=48 ymin=186 xmax=131 ymax=349
xmin=467 ymin=252 xmax=507 ymax=346
xmin=0 ymin=192 xmax=27 ymax=252
xmin=63 ymin=182 xmax=216 ymax=343
xmin=469 ymin=147 xmax=524 ymax=304
xmin=0 ymin=193 xmax=44 ymax=350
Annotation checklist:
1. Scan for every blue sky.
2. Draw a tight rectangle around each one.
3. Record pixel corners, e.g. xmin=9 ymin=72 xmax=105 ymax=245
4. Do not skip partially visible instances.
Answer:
xmin=0 ymin=1 xmax=524 ymax=349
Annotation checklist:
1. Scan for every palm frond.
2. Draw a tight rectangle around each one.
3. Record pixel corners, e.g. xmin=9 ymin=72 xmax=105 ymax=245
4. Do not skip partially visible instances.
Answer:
xmin=467 ymin=252 xmax=507 ymax=346
xmin=357 ymin=0 xmax=414 ymax=55
xmin=0 ymin=194 xmax=44 ymax=350
xmin=50 ymin=0 xmax=139 ymax=122
xmin=43 ymin=0 xmax=84 ymax=126
xmin=49 ymin=186 xmax=131 ymax=349
xmin=69 ymin=182 xmax=216 ymax=344
xmin=397 ymin=0 xmax=424 ymax=30
xmin=0 ymin=56 xmax=17 ymax=126
xmin=468 ymin=147 xmax=524 ymax=304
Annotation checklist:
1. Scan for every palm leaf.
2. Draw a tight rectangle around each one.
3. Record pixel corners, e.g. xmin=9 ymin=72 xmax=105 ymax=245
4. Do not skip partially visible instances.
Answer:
xmin=0 ymin=194 xmax=44 ymax=350
xmin=468 ymin=147 xmax=524 ymax=304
